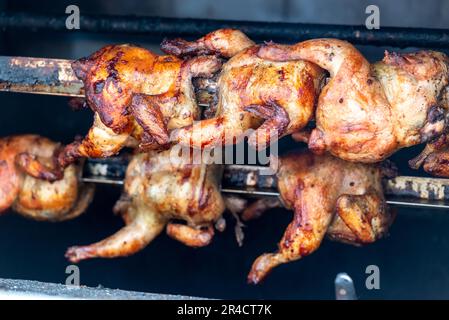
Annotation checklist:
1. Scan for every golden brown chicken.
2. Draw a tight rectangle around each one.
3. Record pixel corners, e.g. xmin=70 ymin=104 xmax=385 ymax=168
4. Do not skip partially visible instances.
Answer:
xmin=27 ymin=44 xmax=222 ymax=181
xmin=0 ymin=135 xmax=94 ymax=221
xmin=258 ymin=39 xmax=449 ymax=162
xmin=65 ymin=148 xmax=225 ymax=262
xmin=244 ymin=151 xmax=395 ymax=284
xmin=163 ymin=29 xmax=325 ymax=149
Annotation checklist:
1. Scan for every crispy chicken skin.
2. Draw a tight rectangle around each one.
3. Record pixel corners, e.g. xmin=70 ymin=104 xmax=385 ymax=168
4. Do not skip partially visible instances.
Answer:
xmin=36 ymin=44 xmax=221 ymax=181
xmin=258 ymin=39 xmax=449 ymax=162
xmin=163 ymin=29 xmax=324 ymax=149
xmin=246 ymin=151 xmax=395 ymax=284
xmin=0 ymin=135 xmax=94 ymax=221
xmin=65 ymin=149 xmax=225 ymax=262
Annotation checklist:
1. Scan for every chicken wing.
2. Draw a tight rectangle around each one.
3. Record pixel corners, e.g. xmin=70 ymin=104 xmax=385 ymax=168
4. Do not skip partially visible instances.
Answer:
xmin=163 ymin=29 xmax=325 ymax=150
xmin=65 ymin=148 xmax=225 ymax=262
xmin=246 ymin=151 xmax=395 ymax=284
xmin=258 ymin=39 xmax=449 ymax=162
xmin=0 ymin=135 xmax=94 ymax=221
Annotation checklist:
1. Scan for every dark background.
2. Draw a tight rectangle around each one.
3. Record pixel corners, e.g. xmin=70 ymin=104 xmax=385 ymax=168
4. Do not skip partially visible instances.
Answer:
xmin=1 ymin=0 xmax=449 ymax=299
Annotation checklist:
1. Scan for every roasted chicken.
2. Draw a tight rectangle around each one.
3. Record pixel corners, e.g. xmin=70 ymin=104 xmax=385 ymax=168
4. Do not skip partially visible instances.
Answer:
xmin=163 ymin=29 xmax=325 ymax=149
xmin=258 ymin=39 xmax=449 ymax=162
xmin=65 ymin=148 xmax=225 ymax=262
xmin=244 ymin=151 xmax=395 ymax=284
xmin=26 ymin=32 xmax=449 ymax=170
xmin=0 ymin=135 xmax=94 ymax=221
xmin=31 ymin=44 xmax=221 ymax=181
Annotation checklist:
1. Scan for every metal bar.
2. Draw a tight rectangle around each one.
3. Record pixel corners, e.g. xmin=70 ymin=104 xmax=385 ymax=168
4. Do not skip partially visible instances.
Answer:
xmin=1 ymin=12 xmax=449 ymax=48
xmin=220 ymin=187 xmax=280 ymax=198
xmin=0 ymin=56 xmax=84 ymax=97
xmin=384 ymin=176 xmax=449 ymax=200
xmin=0 ymin=56 xmax=215 ymax=105
xmin=82 ymin=158 xmax=449 ymax=209
xmin=385 ymin=197 xmax=449 ymax=210
xmin=0 ymin=278 xmax=205 ymax=300
xmin=221 ymin=164 xmax=278 ymax=190
xmin=220 ymin=187 xmax=449 ymax=209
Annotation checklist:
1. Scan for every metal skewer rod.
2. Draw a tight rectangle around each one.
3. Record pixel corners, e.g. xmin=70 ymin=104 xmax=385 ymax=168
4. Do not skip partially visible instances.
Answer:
xmin=82 ymin=157 xmax=449 ymax=210
xmin=0 ymin=56 xmax=215 ymax=107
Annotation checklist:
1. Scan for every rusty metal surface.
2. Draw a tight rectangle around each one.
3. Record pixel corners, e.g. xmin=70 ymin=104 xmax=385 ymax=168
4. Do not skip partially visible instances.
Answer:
xmin=0 ymin=56 xmax=84 ymax=97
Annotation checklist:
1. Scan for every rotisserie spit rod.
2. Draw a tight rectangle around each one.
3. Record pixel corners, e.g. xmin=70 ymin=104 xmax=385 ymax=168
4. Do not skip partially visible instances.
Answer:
xmin=83 ymin=157 xmax=449 ymax=209
xmin=0 ymin=56 xmax=216 ymax=105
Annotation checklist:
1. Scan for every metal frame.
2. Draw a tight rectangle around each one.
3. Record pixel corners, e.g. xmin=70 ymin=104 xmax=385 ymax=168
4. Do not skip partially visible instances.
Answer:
xmin=1 ymin=11 xmax=449 ymax=48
